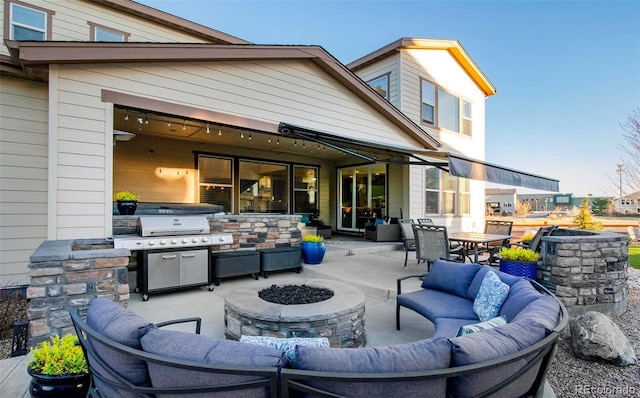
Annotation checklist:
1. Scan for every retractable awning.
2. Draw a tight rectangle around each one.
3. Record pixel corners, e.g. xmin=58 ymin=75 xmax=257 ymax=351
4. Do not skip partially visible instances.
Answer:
xmin=278 ymin=122 xmax=559 ymax=192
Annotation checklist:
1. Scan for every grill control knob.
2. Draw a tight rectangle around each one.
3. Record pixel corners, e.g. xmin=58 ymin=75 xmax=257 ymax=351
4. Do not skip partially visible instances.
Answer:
xmin=148 ymin=240 xmax=155 ymax=246
xmin=160 ymin=240 xmax=167 ymax=245
xmin=192 ymin=238 xmax=198 ymax=243
xmin=202 ymin=237 xmax=209 ymax=243
xmin=171 ymin=239 xmax=178 ymax=244
xmin=182 ymin=238 xmax=188 ymax=244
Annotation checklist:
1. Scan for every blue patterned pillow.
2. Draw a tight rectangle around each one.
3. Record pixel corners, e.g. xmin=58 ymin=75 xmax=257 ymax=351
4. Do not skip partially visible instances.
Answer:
xmin=456 ymin=315 xmax=507 ymax=336
xmin=473 ymin=270 xmax=510 ymax=321
xmin=240 ymin=336 xmax=329 ymax=364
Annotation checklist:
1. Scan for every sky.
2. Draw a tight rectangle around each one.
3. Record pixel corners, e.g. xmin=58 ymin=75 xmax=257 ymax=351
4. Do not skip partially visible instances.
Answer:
xmin=139 ymin=0 xmax=640 ymax=197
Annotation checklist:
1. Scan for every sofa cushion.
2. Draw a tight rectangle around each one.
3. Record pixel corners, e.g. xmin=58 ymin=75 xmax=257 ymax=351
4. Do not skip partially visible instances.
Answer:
xmin=86 ymin=297 xmax=155 ymax=397
xmin=141 ymin=328 xmax=284 ymax=396
xmin=421 ymin=260 xmax=480 ymax=298
xmin=499 ymin=279 xmax=543 ymax=322
xmin=293 ymin=337 xmax=451 ymax=397
xmin=466 ymin=266 xmax=522 ymax=300
xmin=433 ymin=317 xmax=479 ymax=338
xmin=240 ymin=335 xmax=329 ymax=365
xmin=448 ymin=317 xmax=548 ymax=398
xmin=512 ymin=295 xmax=562 ymax=332
xmin=473 ymin=270 xmax=510 ymax=321
xmin=456 ymin=315 xmax=507 ymax=336
xmin=397 ymin=289 xmax=478 ymax=320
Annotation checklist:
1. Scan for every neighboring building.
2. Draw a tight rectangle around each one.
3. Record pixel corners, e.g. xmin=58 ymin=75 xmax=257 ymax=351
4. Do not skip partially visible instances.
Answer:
xmin=614 ymin=192 xmax=640 ymax=214
xmin=485 ymin=188 xmax=517 ymax=215
xmin=0 ymin=0 xmax=557 ymax=285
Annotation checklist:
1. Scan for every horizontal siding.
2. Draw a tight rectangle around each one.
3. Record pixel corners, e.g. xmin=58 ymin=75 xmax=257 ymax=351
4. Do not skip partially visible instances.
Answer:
xmin=0 ymin=77 xmax=48 ymax=285
xmin=0 ymin=0 xmax=211 ymax=57
xmin=351 ymin=54 xmax=400 ymax=108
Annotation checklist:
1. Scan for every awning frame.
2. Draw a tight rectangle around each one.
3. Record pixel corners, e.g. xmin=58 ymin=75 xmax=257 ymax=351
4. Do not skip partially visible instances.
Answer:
xmin=278 ymin=122 xmax=559 ymax=192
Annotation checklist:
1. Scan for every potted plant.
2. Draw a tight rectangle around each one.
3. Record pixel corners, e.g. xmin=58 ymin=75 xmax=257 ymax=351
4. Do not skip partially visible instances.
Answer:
xmin=27 ymin=334 xmax=89 ymax=398
xmin=114 ymin=191 xmax=139 ymax=215
xmin=300 ymin=234 xmax=325 ymax=264
xmin=497 ymin=246 xmax=541 ymax=279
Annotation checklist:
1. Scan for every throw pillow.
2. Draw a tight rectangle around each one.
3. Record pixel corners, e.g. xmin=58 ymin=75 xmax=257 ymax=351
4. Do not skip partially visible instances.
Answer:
xmin=473 ymin=270 xmax=510 ymax=321
xmin=456 ymin=315 xmax=507 ymax=336
xmin=240 ymin=336 xmax=329 ymax=365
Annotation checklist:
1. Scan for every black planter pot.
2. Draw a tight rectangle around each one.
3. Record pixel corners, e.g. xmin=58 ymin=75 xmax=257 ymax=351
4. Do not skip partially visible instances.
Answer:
xmin=116 ymin=200 xmax=138 ymax=215
xmin=28 ymin=368 xmax=90 ymax=398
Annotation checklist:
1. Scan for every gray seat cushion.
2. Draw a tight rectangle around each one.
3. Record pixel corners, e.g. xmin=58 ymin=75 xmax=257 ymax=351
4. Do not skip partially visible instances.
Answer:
xmin=397 ymin=289 xmax=478 ymax=320
xmin=141 ymin=328 xmax=284 ymax=396
xmin=448 ymin=318 xmax=548 ymax=398
xmin=292 ymin=337 xmax=452 ymax=397
xmin=499 ymin=279 xmax=544 ymax=321
xmin=86 ymin=297 xmax=155 ymax=397
xmin=421 ymin=260 xmax=480 ymax=298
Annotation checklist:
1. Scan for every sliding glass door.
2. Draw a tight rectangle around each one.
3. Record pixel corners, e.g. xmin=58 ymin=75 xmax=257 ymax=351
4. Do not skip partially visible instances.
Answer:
xmin=338 ymin=164 xmax=386 ymax=231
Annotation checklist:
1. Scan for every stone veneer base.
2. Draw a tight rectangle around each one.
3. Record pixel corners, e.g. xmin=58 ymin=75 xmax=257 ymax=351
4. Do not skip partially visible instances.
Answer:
xmin=224 ymin=278 xmax=366 ymax=348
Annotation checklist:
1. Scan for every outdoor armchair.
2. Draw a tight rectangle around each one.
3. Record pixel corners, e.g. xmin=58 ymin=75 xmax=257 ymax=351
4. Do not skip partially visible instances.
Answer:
xmin=478 ymin=220 xmax=513 ymax=265
xmin=399 ymin=219 xmax=416 ymax=267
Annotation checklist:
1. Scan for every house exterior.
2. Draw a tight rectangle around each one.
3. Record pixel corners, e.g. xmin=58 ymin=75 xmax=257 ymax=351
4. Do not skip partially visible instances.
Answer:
xmin=1 ymin=0 xmax=556 ymax=286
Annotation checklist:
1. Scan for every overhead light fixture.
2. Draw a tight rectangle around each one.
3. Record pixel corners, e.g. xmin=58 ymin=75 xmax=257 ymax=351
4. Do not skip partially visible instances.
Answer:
xmin=113 ymin=130 xmax=136 ymax=142
xmin=167 ymin=118 xmax=171 ymax=127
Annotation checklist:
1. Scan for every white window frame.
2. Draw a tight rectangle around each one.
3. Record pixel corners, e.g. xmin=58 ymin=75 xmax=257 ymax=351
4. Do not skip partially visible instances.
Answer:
xmin=424 ymin=167 xmax=470 ymax=216
xmin=420 ymin=78 xmax=473 ymax=137
xmin=8 ymin=1 xmax=50 ymax=40
xmin=88 ymin=22 xmax=129 ymax=42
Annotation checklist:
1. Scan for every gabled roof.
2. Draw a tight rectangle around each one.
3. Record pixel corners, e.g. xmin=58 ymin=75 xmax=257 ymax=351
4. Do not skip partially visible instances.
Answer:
xmin=86 ymin=0 xmax=250 ymax=44
xmin=347 ymin=38 xmax=497 ymax=97
xmin=4 ymin=40 xmax=441 ymax=150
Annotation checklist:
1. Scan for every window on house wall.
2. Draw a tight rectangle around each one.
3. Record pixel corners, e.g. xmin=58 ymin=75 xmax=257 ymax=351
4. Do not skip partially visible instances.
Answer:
xmin=462 ymin=100 xmax=472 ymax=137
xmin=88 ymin=23 xmax=128 ymax=42
xmin=425 ymin=167 xmax=470 ymax=215
xmin=367 ymin=74 xmax=389 ymax=100
xmin=239 ymin=160 xmax=288 ymax=214
xmin=293 ymin=166 xmax=318 ymax=214
xmin=421 ymin=80 xmax=435 ymax=125
xmin=9 ymin=2 xmax=49 ymax=40
xmin=198 ymin=155 xmax=233 ymax=212
xmin=420 ymin=78 xmax=472 ymax=136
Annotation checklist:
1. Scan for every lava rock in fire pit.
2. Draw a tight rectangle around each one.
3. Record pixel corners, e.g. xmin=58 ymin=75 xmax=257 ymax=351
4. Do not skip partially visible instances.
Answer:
xmin=259 ymin=284 xmax=334 ymax=305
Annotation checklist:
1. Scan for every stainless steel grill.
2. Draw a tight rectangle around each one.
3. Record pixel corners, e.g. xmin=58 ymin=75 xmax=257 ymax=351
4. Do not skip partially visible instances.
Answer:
xmin=113 ymin=215 xmax=233 ymax=301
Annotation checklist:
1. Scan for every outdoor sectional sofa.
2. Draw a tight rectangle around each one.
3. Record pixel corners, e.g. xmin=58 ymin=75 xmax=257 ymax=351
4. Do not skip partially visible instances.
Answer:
xmin=69 ymin=258 xmax=567 ymax=398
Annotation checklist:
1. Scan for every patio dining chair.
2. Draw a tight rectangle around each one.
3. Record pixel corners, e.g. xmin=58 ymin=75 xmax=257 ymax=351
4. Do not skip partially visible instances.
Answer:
xmin=399 ymin=219 xmax=416 ymax=267
xmin=515 ymin=225 xmax=559 ymax=253
xmin=413 ymin=224 xmax=465 ymax=270
xmin=478 ymin=220 xmax=513 ymax=265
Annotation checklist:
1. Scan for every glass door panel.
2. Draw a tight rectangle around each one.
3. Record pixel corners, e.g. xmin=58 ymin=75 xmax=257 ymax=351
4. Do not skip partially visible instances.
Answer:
xmin=338 ymin=165 xmax=386 ymax=231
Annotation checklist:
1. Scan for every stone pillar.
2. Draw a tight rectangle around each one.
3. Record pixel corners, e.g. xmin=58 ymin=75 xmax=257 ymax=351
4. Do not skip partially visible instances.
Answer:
xmin=26 ymin=239 xmax=131 ymax=346
xmin=541 ymin=229 xmax=629 ymax=316
xmin=209 ymin=214 xmax=302 ymax=251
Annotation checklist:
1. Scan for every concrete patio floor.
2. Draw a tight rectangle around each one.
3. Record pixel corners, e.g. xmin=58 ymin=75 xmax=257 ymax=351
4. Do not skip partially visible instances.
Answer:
xmin=0 ymin=238 xmax=557 ymax=397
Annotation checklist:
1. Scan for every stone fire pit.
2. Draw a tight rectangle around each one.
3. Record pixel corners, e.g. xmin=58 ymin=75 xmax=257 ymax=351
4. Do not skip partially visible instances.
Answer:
xmin=224 ymin=279 xmax=366 ymax=348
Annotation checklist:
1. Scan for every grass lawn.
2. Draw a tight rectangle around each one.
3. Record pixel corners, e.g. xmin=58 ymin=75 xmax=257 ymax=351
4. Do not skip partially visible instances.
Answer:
xmin=630 ymin=244 xmax=640 ymax=270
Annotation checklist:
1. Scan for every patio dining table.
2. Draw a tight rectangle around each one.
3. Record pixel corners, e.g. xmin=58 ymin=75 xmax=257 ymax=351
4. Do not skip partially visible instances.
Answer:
xmin=448 ymin=232 xmax=512 ymax=263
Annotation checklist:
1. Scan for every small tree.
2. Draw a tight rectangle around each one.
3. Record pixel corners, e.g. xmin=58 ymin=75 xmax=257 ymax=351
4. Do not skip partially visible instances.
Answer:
xmin=514 ymin=200 xmax=532 ymax=222
xmin=571 ymin=198 xmax=603 ymax=230
xmin=590 ymin=197 xmax=611 ymax=216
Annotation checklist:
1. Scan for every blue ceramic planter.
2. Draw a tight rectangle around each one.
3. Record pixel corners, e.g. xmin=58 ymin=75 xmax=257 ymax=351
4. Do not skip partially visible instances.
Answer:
xmin=301 ymin=242 xmax=325 ymax=264
xmin=499 ymin=259 xmax=537 ymax=279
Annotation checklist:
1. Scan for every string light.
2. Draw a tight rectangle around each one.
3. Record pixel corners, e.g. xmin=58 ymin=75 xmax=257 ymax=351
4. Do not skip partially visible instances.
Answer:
xmin=144 ymin=114 xmax=149 ymax=124
xmin=302 ymin=140 xmax=306 ymax=149
xmin=248 ymin=132 xmax=252 ymax=140
xmin=240 ymin=132 xmax=244 ymax=139
xmin=182 ymin=120 xmax=186 ymax=130
xmin=277 ymin=136 xmax=280 ymax=145
xmin=206 ymin=122 xmax=210 ymax=133
xmin=124 ymin=111 xmax=129 ymax=121
xmin=167 ymin=118 xmax=171 ymax=127
xmin=218 ymin=129 xmax=222 ymax=136
xmin=294 ymin=139 xmax=297 ymax=147
xmin=268 ymin=135 xmax=272 ymax=143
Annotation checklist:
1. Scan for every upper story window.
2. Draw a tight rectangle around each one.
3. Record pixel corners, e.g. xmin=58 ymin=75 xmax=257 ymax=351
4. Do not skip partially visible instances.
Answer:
xmin=367 ymin=74 xmax=389 ymax=100
xmin=88 ymin=22 xmax=129 ymax=42
xmin=421 ymin=78 xmax=473 ymax=136
xmin=8 ymin=2 xmax=53 ymax=40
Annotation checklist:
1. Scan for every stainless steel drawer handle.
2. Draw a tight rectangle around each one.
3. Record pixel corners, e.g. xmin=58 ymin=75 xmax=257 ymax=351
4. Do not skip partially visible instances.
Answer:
xmin=161 ymin=254 xmax=178 ymax=259
xmin=181 ymin=253 xmax=196 ymax=258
